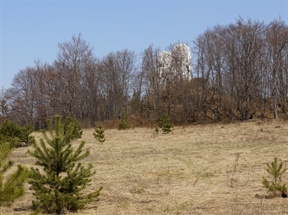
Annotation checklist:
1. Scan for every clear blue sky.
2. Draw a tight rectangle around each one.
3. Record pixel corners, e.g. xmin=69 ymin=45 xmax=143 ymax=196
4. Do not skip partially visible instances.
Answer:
xmin=1 ymin=0 xmax=287 ymax=90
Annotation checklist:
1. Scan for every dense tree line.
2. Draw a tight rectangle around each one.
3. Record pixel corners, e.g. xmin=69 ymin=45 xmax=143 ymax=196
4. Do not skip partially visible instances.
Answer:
xmin=194 ymin=19 xmax=288 ymax=121
xmin=1 ymin=19 xmax=287 ymax=129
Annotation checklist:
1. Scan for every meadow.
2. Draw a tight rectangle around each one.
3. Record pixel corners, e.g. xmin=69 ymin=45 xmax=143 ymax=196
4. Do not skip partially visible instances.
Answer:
xmin=2 ymin=119 xmax=288 ymax=214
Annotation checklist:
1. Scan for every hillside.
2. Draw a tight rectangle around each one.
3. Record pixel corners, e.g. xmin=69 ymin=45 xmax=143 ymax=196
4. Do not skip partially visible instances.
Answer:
xmin=2 ymin=119 xmax=288 ymax=214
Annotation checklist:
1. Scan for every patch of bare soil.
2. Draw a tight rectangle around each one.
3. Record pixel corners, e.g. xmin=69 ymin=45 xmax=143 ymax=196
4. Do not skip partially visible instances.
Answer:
xmin=2 ymin=119 xmax=288 ymax=214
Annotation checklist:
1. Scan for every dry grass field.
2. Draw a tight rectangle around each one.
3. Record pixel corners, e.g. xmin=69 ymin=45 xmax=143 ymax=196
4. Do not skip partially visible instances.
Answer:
xmin=2 ymin=119 xmax=288 ymax=214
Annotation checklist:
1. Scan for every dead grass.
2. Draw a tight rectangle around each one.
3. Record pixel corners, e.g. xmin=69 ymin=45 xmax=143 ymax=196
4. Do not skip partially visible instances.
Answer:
xmin=2 ymin=119 xmax=288 ymax=214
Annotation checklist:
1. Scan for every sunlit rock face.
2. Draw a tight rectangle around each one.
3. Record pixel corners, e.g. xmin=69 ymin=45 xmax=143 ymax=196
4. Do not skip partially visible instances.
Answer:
xmin=156 ymin=44 xmax=192 ymax=84
xmin=156 ymin=51 xmax=172 ymax=84
xmin=171 ymin=44 xmax=192 ymax=80
xmin=156 ymin=51 xmax=172 ymax=69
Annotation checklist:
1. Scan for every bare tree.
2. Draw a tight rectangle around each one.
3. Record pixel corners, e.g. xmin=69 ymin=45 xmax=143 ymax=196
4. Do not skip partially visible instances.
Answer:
xmin=5 ymin=67 xmax=37 ymax=125
xmin=265 ymin=20 xmax=288 ymax=118
xmin=138 ymin=45 xmax=160 ymax=120
xmin=115 ymin=49 xmax=136 ymax=114
xmin=54 ymin=34 xmax=95 ymax=119
xmin=97 ymin=50 xmax=136 ymax=119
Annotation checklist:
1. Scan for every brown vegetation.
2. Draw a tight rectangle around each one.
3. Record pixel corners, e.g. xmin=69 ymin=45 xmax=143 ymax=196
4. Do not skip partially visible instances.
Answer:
xmin=1 ymin=19 xmax=287 ymax=129
xmin=2 ymin=119 xmax=288 ymax=214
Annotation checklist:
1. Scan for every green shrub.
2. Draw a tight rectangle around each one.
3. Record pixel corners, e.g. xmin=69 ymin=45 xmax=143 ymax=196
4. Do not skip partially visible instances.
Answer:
xmin=155 ymin=127 xmax=159 ymax=134
xmin=46 ymin=115 xmax=83 ymax=142
xmin=262 ymin=157 xmax=287 ymax=198
xmin=118 ymin=112 xmax=130 ymax=130
xmin=0 ymin=120 xmax=35 ymax=147
xmin=158 ymin=113 xmax=173 ymax=134
xmin=93 ymin=126 xmax=106 ymax=143
xmin=63 ymin=116 xmax=83 ymax=139
xmin=0 ymin=139 xmax=28 ymax=206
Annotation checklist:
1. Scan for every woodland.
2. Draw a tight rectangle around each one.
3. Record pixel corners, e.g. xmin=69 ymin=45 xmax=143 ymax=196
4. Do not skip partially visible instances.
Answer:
xmin=0 ymin=18 xmax=288 ymax=129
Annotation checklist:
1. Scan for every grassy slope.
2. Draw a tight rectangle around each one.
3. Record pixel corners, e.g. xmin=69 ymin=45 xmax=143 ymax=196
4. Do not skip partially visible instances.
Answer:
xmin=2 ymin=119 xmax=288 ymax=214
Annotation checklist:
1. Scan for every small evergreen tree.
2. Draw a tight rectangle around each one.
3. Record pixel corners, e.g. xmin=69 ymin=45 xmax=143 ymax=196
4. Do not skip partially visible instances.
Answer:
xmin=262 ymin=157 xmax=287 ymax=198
xmin=0 ymin=120 xmax=35 ymax=147
xmin=118 ymin=112 xmax=130 ymax=130
xmin=155 ymin=127 xmax=159 ymax=134
xmin=93 ymin=126 xmax=106 ymax=143
xmin=62 ymin=116 xmax=83 ymax=141
xmin=0 ymin=139 xmax=28 ymax=206
xmin=158 ymin=113 xmax=173 ymax=134
xmin=28 ymin=115 xmax=102 ymax=214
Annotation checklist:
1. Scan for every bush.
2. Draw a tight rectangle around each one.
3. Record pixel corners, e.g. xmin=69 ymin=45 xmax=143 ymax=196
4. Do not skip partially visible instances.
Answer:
xmin=46 ymin=115 xmax=83 ymax=141
xmin=158 ymin=113 xmax=173 ymax=134
xmin=28 ymin=115 xmax=102 ymax=214
xmin=0 ymin=120 xmax=35 ymax=147
xmin=93 ymin=126 xmax=106 ymax=143
xmin=63 ymin=116 xmax=83 ymax=140
xmin=118 ymin=112 xmax=130 ymax=130
xmin=0 ymin=139 xmax=28 ymax=206
xmin=262 ymin=157 xmax=287 ymax=198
